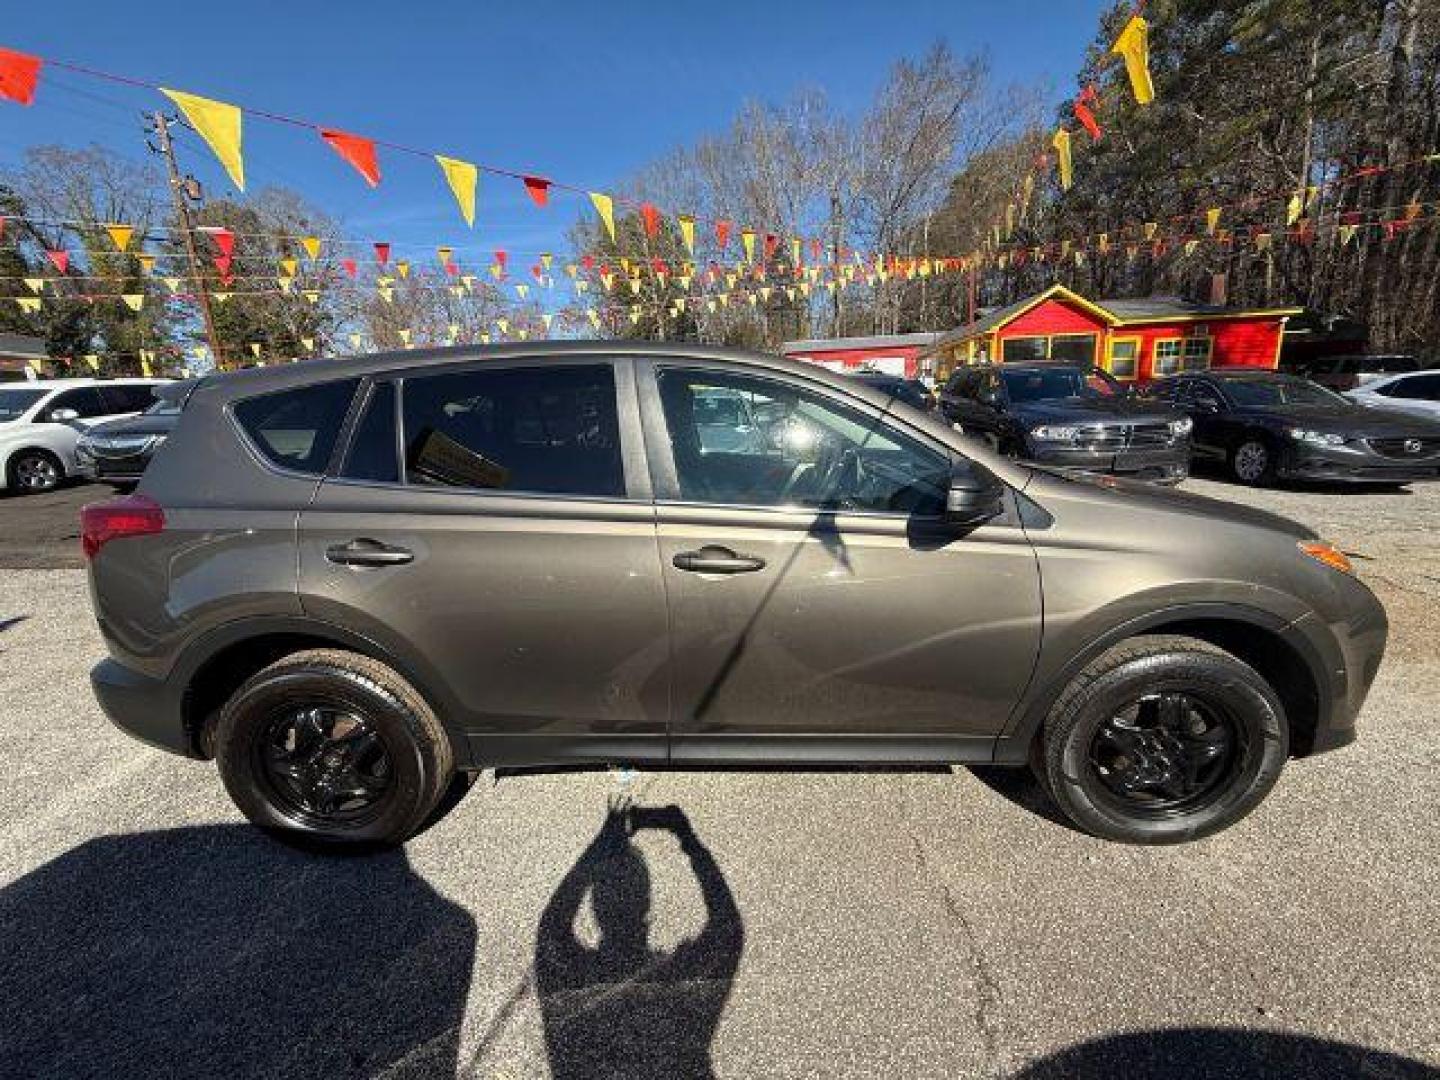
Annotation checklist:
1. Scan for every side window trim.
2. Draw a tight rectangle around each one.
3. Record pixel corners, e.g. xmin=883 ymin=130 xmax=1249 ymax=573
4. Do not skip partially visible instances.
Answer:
xmin=637 ymin=358 xmax=958 ymax=514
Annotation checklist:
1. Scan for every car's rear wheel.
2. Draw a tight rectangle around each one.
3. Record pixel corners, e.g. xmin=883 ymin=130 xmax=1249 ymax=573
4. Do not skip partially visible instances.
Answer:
xmin=1036 ymin=635 xmax=1288 ymax=844
xmin=1229 ymin=437 xmax=1276 ymax=486
xmin=214 ymin=649 xmax=454 ymax=847
xmin=8 ymin=449 xmax=63 ymax=494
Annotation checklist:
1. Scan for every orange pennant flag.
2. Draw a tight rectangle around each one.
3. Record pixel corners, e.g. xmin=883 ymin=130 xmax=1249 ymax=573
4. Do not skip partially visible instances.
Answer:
xmin=161 ymin=88 xmax=244 ymax=191
xmin=321 ymin=129 xmax=381 ymax=187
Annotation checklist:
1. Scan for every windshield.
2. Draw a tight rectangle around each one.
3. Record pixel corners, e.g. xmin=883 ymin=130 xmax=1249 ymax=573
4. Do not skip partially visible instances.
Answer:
xmin=1001 ymin=366 xmax=1121 ymax=404
xmin=1224 ymin=376 xmax=1347 ymax=408
xmin=0 ymin=388 xmax=47 ymax=422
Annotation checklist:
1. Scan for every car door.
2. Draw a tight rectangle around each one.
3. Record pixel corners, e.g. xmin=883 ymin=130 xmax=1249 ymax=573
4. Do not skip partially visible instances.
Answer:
xmin=296 ymin=357 xmax=671 ymax=767
xmin=37 ymin=386 xmax=111 ymax=468
xmin=639 ymin=359 xmax=1042 ymax=762
xmin=1185 ymin=379 xmax=1232 ymax=458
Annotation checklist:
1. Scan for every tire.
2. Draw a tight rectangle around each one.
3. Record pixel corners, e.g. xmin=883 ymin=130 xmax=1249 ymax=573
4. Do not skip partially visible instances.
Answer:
xmin=1229 ymin=436 xmax=1276 ymax=486
xmin=1036 ymin=634 xmax=1288 ymax=844
xmin=214 ymin=649 xmax=454 ymax=848
xmin=7 ymin=449 xmax=63 ymax=494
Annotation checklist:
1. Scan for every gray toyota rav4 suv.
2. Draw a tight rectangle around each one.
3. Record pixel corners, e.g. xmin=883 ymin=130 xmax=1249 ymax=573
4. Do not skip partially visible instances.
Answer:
xmin=84 ymin=343 xmax=1387 ymax=847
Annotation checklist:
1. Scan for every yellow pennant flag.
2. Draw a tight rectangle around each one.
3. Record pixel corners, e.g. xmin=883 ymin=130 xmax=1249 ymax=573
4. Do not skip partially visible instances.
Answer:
xmin=163 ymin=276 xmax=182 ymax=294
xmin=678 ymin=215 xmax=696 ymax=255
xmin=1340 ymin=224 xmax=1358 ymax=246
xmin=140 ymin=355 xmax=153 ymax=377
xmin=675 ymin=297 xmax=686 ymax=313
xmin=434 ymin=155 xmax=478 ymax=227
xmin=1255 ymin=232 xmax=1273 ymax=251
xmin=516 ymin=284 xmax=530 ymax=299
xmin=1184 ymin=239 xmax=1199 ymax=257
xmin=1286 ymin=193 xmax=1303 ymax=226
xmin=161 ymin=88 xmax=245 ymax=191
xmin=398 ymin=328 xmax=412 ymax=346
xmin=277 ymin=276 xmax=295 ymax=293
xmin=437 ymin=245 xmax=454 ymax=265
xmin=212 ymin=291 xmax=231 ymax=303
xmin=1205 ymin=208 xmax=1221 ymax=235
xmin=1111 ymin=15 xmax=1155 ymax=106
xmin=541 ymin=252 xmax=553 ymax=271
xmin=589 ymin=192 xmax=616 ymax=242
xmin=249 ymin=343 xmax=262 ymax=358
xmin=281 ymin=257 xmax=298 ymax=277
xmin=16 ymin=297 xmax=41 ymax=313
xmin=138 ymin=254 xmax=157 ymax=274
xmin=1143 ymin=221 xmax=1158 ymax=240
xmin=628 ymin=277 xmax=641 ymax=296
xmin=1052 ymin=128 xmax=1073 ymax=191
xmin=301 ymin=337 xmax=315 ymax=352
xmin=587 ymin=308 xmax=601 ymax=329
xmin=740 ymin=228 xmax=756 ymax=262
xmin=23 ymin=277 xmax=44 ymax=294
xmin=105 ymin=224 xmax=134 ymax=251
xmin=630 ymin=306 xmax=641 ymax=325
xmin=302 ymin=235 xmax=321 ymax=261
xmin=349 ymin=333 xmax=363 ymax=350
xmin=85 ymin=354 xmax=100 ymax=372
xmin=120 ymin=294 xmax=144 ymax=312
xmin=496 ymin=319 xmax=509 ymax=336
xmin=396 ymin=260 xmax=410 ymax=279
xmin=791 ymin=237 xmax=802 ymax=267
xmin=378 ymin=286 xmax=393 ymax=302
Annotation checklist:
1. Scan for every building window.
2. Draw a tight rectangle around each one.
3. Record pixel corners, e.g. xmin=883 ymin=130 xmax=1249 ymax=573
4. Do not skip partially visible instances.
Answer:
xmin=1002 ymin=336 xmax=1048 ymax=363
xmin=1153 ymin=339 xmax=1184 ymax=377
xmin=1183 ymin=336 xmax=1213 ymax=371
xmin=1105 ymin=337 xmax=1140 ymax=380
xmin=1048 ymin=334 xmax=1098 ymax=364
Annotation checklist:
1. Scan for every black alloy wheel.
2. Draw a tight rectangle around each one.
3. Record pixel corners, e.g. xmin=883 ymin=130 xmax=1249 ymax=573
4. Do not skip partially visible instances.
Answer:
xmin=10 ymin=450 xmax=62 ymax=493
xmin=254 ymin=704 xmax=394 ymax=826
xmin=1088 ymin=691 xmax=1244 ymax=818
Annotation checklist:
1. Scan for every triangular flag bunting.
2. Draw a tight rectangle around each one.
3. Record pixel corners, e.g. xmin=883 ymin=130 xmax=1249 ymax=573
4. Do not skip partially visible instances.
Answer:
xmin=1111 ymin=15 xmax=1155 ymax=106
xmin=138 ymin=254 xmax=157 ymax=274
xmin=435 ymin=155 xmax=478 ymax=227
xmin=280 ymin=257 xmax=298 ymax=277
xmin=105 ymin=224 xmax=134 ymax=252
xmin=0 ymin=48 xmax=43 ymax=106
xmin=46 ymin=249 xmax=69 ymax=274
xmin=321 ymin=129 xmax=380 ymax=187
xmin=161 ymin=88 xmax=245 ymax=191
xmin=23 ymin=277 xmax=43 ymax=294
xmin=374 ymin=242 xmax=390 ymax=266
xmin=121 ymin=294 xmax=144 ymax=312
xmin=678 ymin=215 xmax=696 ymax=255
xmin=1052 ymin=128 xmax=1073 ymax=191
xmin=523 ymin=176 xmax=551 ymax=207
xmin=640 ymin=203 xmax=661 ymax=238
xmin=301 ymin=235 xmax=321 ymax=261
xmin=589 ymin=192 xmax=616 ymax=242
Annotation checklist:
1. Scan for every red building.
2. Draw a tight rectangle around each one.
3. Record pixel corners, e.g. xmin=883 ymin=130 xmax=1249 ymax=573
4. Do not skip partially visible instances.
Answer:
xmin=780 ymin=332 xmax=942 ymax=380
xmin=922 ymin=285 xmax=1301 ymax=385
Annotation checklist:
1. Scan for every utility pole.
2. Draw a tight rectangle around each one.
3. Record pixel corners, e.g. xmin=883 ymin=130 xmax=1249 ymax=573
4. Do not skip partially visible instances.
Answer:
xmin=148 ymin=111 xmax=225 ymax=370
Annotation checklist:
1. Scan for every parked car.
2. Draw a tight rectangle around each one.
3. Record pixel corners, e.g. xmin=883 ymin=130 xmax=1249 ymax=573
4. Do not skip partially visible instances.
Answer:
xmin=938 ymin=362 xmax=1192 ymax=484
xmin=85 ymin=343 xmax=1386 ymax=848
xmin=1296 ymin=353 xmax=1420 ymax=392
xmin=849 ymin=371 xmax=937 ymax=412
xmin=1145 ymin=368 xmax=1440 ymax=486
xmin=1345 ymin=368 xmax=1440 ymax=422
xmin=0 ymin=378 xmax=166 ymax=494
xmin=75 ymin=397 xmax=184 ymax=488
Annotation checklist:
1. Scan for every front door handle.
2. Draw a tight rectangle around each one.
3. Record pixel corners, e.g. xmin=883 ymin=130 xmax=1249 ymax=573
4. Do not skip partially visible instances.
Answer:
xmin=325 ymin=539 xmax=414 ymax=567
xmin=673 ymin=545 xmax=767 ymax=574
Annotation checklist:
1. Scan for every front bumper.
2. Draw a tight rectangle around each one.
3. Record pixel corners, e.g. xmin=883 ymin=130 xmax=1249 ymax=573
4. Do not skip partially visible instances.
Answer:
xmin=91 ymin=658 xmax=200 ymax=758
xmin=1280 ymin=442 xmax=1440 ymax=483
xmin=1026 ymin=442 xmax=1190 ymax=483
xmin=75 ymin=449 xmax=150 ymax=484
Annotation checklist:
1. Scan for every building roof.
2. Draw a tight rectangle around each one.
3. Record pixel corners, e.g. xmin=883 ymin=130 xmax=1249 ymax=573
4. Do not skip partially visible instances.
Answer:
xmin=0 ymin=333 xmax=47 ymax=359
xmin=781 ymin=331 xmax=944 ymax=354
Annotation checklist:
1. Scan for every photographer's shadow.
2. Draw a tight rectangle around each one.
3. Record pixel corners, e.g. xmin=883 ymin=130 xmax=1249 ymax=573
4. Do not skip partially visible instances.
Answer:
xmin=0 ymin=825 xmax=475 ymax=1079
xmin=534 ymin=805 xmax=744 ymax=1080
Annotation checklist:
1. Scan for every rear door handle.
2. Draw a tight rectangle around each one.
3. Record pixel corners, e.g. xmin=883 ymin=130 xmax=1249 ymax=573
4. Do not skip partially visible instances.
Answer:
xmin=672 ymin=546 xmax=767 ymax=574
xmin=325 ymin=539 xmax=414 ymax=567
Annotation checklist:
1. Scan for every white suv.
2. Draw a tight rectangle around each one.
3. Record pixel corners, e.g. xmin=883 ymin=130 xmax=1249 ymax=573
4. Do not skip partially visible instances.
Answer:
xmin=0 ymin=379 xmax=166 ymax=494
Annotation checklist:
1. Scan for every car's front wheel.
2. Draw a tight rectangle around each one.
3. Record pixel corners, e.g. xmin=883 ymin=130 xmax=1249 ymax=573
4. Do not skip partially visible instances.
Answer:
xmin=214 ymin=649 xmax=455 ymax=847
xmin=1037 ymin=635 xmax=1288 ymax=844
xmin=8 ymin=449 xmax=63 ymax=494
xmin=1229 ymin=437 xmax=1276 ymax=486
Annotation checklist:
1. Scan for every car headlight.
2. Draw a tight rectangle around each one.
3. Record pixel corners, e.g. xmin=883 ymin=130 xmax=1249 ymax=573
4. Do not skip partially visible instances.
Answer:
xmin=1288 ymin=428 xmax=1346 ymax=447
xmin=1169 ymin=417 xmax=1193 ymax=436
xmin=1029 ymin=425 xmax=1083 ymax=442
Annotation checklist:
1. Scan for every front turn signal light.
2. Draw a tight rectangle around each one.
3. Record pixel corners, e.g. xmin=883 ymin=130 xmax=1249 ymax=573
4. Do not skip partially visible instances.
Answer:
xmin=1299 ymin=541 xmax=1353 ymax=575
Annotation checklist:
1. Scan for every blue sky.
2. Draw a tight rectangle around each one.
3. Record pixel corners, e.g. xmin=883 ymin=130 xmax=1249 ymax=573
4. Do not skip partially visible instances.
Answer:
xmin=1 ymin=0 xmax=1108 ymax=265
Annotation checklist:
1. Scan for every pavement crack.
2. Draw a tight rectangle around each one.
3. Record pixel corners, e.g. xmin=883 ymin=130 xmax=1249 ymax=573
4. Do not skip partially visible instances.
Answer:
xmin=903 ymin=804 xmax=1007 ymax=1079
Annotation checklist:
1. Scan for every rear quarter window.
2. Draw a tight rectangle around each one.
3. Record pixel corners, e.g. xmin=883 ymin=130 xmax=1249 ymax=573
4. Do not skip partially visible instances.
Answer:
xmin=233 ymin=379 xmax=360 ymax=475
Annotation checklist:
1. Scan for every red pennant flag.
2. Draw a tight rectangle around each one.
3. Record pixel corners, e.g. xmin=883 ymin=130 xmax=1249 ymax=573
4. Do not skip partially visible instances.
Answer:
xmin=522 ymin=176 xmax=551 ymax=207
xmin=1074 ymin=85 xmax=1102 ymax=141
xmin=444 ymin=261 xmax=459 ymax=276
xmin=373 ymin=242 xmax=390 ymax=265
xmin=0 ymin=48 xmax=42 ymax=106
xmin=494 ymin=249 xmax=507 ymax=268
xmin=811 ymin=238 xmax=822 ymax=260
xmin=207 ymin=228 xmax=235 ymax=257
xmin=321 ymin=129 xmax=381 ymax=187
xmin=581 ymin=254 xmax=596 ymax=270
xmin=763 ymin=233 xmax=779 ymax=262
xmin=343 ymin=258 xmax=358 ymax=278
xmin=532 ymin=264 xmax=543 ymax=281
xmin=0 ymin=216 xmax=6 ymax=240
xmin=46 ymin=249 xmax=69 ymax=274
xmin=213 ymin=254 xmax=232 ymax=276
xmin=640 ymin=203 xmax=661 ymax=238
xmin=715 ymin=219 xmax=732 ymax=249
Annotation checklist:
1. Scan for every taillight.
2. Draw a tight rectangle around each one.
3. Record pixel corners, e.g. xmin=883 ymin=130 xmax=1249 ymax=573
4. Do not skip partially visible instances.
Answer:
xmin=80 ymin=494 xmax=165 ymax=559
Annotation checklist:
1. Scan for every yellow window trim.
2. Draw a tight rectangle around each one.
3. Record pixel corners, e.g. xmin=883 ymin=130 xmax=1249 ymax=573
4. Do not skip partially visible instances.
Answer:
xmin=1104 ymin=335 xmax=1142 ymax=380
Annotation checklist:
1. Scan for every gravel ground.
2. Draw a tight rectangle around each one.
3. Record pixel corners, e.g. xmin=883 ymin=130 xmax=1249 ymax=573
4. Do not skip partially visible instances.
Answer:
xmin=0 ymin=475 xmax=1436 ymax=1079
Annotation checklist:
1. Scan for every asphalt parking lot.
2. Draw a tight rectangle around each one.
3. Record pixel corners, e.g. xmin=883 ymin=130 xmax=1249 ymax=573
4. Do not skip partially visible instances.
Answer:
xmin=1 ymin=474 xmax=1437 ymax=1079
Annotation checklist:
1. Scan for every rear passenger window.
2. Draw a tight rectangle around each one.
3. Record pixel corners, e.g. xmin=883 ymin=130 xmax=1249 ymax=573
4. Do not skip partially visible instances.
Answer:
xmin=342 ymin=382 xmax=399 ymax=483
xmin=401 ymin=365 xmax=623 ymax=497
xmin=234 ymin=379 xmax=360 ymax=475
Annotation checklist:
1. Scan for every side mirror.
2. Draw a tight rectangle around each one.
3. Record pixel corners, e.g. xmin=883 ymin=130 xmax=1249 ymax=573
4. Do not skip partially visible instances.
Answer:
xmin=945 ymin=464 xmax=1006 ymax=525
xmin=46 ymin=407 xmax=80 ymax=422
